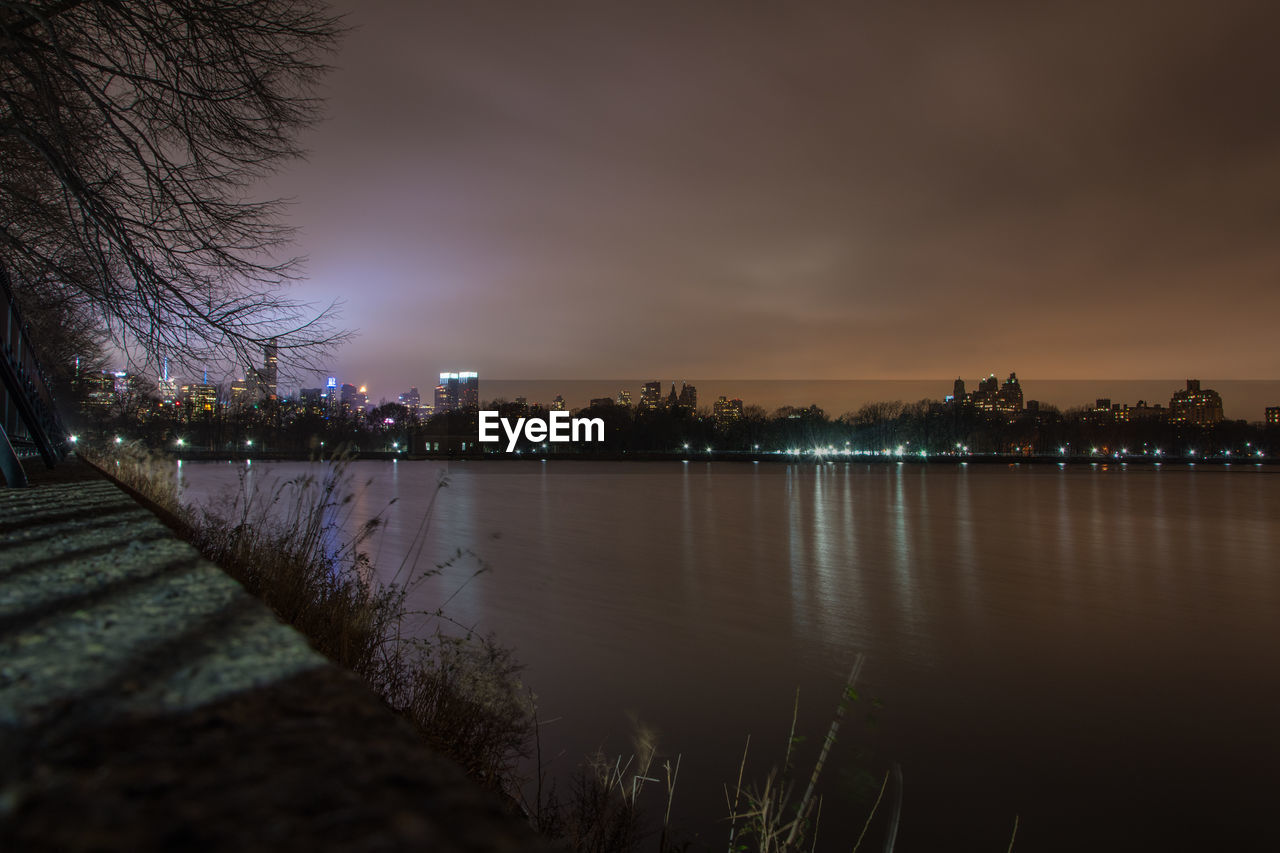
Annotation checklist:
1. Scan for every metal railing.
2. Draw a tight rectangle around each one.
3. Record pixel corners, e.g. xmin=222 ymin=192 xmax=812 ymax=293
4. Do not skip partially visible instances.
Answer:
xmin=1 ymin=262 xmax=68 ymax=486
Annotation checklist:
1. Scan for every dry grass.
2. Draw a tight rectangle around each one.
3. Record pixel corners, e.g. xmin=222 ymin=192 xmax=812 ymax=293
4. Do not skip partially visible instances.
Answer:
xmin=85 ymin=442 xmax=535 ymax=797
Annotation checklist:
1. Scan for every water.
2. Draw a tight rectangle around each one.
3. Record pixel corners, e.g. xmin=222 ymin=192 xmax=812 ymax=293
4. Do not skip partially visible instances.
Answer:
xmin=179 ymin=459 xmax=1280 ymax=851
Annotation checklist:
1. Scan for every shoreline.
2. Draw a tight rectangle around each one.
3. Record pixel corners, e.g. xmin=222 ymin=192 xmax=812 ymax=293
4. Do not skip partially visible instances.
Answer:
xmin=166 ymin=449 xmax=1277 ymax=467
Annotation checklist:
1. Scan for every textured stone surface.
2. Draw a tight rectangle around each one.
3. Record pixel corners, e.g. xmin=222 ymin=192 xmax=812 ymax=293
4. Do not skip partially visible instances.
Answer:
xmin=0 ymin=459 xmax=552 ymax=851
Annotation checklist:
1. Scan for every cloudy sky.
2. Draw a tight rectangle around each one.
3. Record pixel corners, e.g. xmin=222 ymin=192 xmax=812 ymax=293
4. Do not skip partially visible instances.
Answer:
xmin=266 ymin=0 xmax=1280 ymax=397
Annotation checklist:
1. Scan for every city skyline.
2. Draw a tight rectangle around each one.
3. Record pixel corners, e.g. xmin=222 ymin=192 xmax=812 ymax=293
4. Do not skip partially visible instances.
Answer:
xmin=257 ymin=1 xmax=1280 ymax=388
xmin=121 ymin=361 xmax=1279 ymax=424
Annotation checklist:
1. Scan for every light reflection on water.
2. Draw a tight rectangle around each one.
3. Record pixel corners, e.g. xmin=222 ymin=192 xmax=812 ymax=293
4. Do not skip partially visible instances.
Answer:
xmin=179 ymin=460 xmax=1280 ymax=851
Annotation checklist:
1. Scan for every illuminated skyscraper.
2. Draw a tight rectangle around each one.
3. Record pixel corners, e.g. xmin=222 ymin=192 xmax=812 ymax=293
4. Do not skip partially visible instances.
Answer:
xmin=157 ymin=358 xmax=178 ymax=404
xmin=458 ymin=371 xmax=478 ymax=409
xmin=435 ymin=371 xmax=479 ymax=412
xmin=262 ymin=338 xmax=278 ymax=400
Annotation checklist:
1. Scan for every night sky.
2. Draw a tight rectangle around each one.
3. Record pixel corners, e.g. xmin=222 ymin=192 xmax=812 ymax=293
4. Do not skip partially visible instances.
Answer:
xmin=265 ymin=1 xmax=1280 ymax=399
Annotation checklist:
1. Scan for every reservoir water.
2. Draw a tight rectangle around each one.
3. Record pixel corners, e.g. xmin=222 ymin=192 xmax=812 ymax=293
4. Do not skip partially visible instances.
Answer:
xmin=179 ymin=459 xmax=1280 ymax=851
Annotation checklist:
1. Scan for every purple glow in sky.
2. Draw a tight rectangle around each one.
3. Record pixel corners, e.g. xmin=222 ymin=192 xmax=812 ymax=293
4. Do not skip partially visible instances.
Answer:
xmin=263 ymin=1 xmax=1280 ymax=397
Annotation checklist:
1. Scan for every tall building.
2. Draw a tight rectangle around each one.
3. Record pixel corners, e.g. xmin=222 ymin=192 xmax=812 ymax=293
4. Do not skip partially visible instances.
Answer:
xmin=639 ymin=381 xmax=663 ymax=412
xmin=1170 ymin=379 xmax=1223 ymax=425
xmin=84 ymin=370 xmax=124 ymax=410
xmin=996 ymin=372 xmax=1023 ymax=413
xmin=971 ymin=374 xmax=1000 ymax=412
xmin=338 ymin=383 xmax=367 ymax=417
xmin=551 ymin=394 xmax=567 ymax=411
xmin=965 ymin=372 xmax=1021 ymax=414
xmin=399 ymin=387 xmax=421 ymax=413
xmin=180 ymin=382 xmax=218 ymax=420
xmin=458 ymin=371 xmax=478 ymax=409
xmin=435 ymin=371 xmax=479 ymax=412
xmin=228 ymin=377 xmax=254 ymax=414
xmin=262 ymin=338 xmax=278 ymax=400
xmin=617 ymin=389 xmax=632 ymax=407
xmin=324 ymin=376 xmax=338 ymax=414
xmin=157 ymin=358 xmax=178 ymax=404
xmin=678 ymin=382 xmax=697 ymax=411
xmin=1266 ymin=406 xmax=1279 ymax=426
xmin=246 ymin=339 xmax=279 ymax=402
xmin=299 ymin=387 xmax=324 ymax=413
xmin=713 ymin=395 xmax=743 ymax=427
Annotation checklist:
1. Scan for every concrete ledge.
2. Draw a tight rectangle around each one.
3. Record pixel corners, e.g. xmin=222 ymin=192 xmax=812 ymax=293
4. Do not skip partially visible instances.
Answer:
xmin=0 ymin=460 xmax=552 ymax=851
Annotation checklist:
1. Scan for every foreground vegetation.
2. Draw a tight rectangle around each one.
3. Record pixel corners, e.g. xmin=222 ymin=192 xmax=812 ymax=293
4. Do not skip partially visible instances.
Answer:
xmin=87 ymin=442 xmax=1018 ymax=851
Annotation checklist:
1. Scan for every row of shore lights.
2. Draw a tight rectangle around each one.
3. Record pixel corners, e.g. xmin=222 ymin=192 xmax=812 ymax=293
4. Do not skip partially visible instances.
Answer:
xmin=70 ymin=435 xmax=1264 ymax=459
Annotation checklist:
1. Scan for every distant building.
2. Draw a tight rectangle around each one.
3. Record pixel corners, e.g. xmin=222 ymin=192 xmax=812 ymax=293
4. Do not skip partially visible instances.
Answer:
xmin=83 ymin=370 xmax=126 ymax=410
xmin=435 ymin=371 xmax=479 ymax=412
xmin=617 ymin=389 xmax=632 ymax=407
xmin=677 ymin=382 xmax=697 ymax=412
xmin=338 ymin=383 xmax=367 ymax=417
xmin=157 ymin=358 xmax=178 ymax=404
xmin=1090 ymin=398 xmax=1113 ymax=422
xmin=589 ymin=397 xmax=615 ymax=408
xmin=180 ymin=382 xmax=218 ymax=420
xmin=228 ymin=377 xmax=254 ymax=414
xmin=1170 ymin=379 xmax=1223 ymax=426
xmin=1265 ymin=407 xmax=1279 ymax=426
xmin=1127 ymin=400 xmax=1168 ymax=422
xmin=639 ymin=381 xmax=663 ymax=412
xmin=958 ymin=372 xmax=1021 ymax=415
xmin=971 ymin=374 xmax=999 ymax=412
xmin=262 ymin=338 xmax=278 ymax=400
xmin=299 ymin=387 xmax=324 ymax=413
xmin=713 ymin=396 xmax=743 ymax=427
xmin=551 ymin=394 xmax=567 ymax=411
xmin=324 ymin=376 xmax=338 ymax=414
xmin=996 ymin=373 xmax=1023 ymax=413
xmin=398 ymin=387 xmax=427 ymax=418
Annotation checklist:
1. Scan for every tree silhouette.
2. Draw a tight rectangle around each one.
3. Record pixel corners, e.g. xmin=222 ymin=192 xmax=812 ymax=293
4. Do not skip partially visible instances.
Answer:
xmin=1 ymin=0 xmax=345 ymax=375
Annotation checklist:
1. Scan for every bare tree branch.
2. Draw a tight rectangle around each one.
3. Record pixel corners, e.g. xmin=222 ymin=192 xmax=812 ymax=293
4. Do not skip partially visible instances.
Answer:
xmin=0 ymin=0 xmax=347 ymax=379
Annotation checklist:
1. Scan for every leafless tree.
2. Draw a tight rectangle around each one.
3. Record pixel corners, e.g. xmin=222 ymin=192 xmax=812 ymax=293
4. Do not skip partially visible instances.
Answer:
xmin=0 ymin=0 xmax=346 ymax=376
